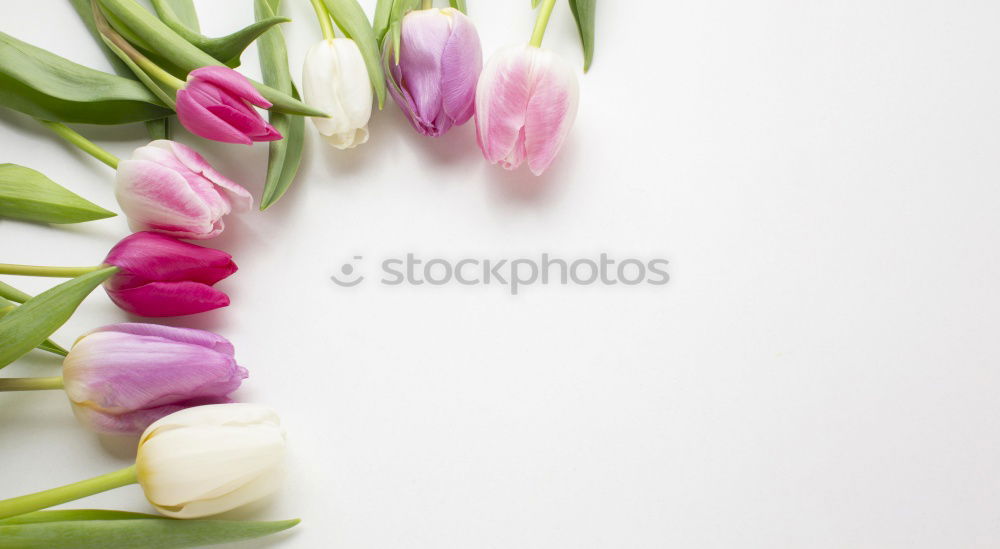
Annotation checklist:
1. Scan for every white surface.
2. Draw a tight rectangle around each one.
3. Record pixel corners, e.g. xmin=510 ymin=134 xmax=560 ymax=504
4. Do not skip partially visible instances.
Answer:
xmin=2 ymin=1 xmax=1000 ymax=547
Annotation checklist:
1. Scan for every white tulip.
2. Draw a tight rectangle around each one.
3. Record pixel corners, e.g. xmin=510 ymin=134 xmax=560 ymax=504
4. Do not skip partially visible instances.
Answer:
xmin=303 ymin=38 xmax=373 ymax=149
xmin=135 ymin=403 xmax=286 ymax=519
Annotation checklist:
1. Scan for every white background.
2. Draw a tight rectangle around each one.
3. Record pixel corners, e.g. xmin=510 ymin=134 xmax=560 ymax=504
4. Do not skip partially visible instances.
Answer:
xmin=2 ymin=1 xmax=1000 ymax=547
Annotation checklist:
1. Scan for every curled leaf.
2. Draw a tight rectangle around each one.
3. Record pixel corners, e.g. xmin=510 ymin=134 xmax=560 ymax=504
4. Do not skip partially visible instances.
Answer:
xmin=568 ymin=0 xmax=596 ymax=71
xmin=151 ymin=0 xmax=289 ymax=68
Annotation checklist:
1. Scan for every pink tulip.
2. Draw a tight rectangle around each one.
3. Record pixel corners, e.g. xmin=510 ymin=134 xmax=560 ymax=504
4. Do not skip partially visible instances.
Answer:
xmin=62 ymin=323 xmax=248 ymax=435
xmin=102 ymin=232 xmax=237 ymax=317
xmin=475 ymin=45 xmax=579 ymax=175
xmin=384 ymin=8 xmax=482 ymax=137
xmin=115 ymin=140 xmax=252 ymax=239
xmin=176 ymin=66 xmax=282 ymax=145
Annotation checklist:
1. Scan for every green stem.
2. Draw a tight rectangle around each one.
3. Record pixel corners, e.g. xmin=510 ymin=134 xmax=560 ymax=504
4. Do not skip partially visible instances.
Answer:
xmin=421 ymin=0 xmax=432 ymax=9
xmin=310 ymin=0 xmax=336 ymax=40
xmin=36 ymin=121 xmax=119 ymax=170
xmin=0 ymin=465 xmax=137 ymax=520
xmin=0 ymin=377 xmax=64 ymax=391
xmin=92 ymin=0 xmax=185 ymax=92
xmin=529 ymin=0 xmax=558 ymax=47
xmin=0 ymin=264 xmax=106 ymax=278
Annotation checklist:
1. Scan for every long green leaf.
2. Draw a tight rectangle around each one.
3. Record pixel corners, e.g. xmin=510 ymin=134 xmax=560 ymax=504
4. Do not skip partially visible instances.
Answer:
xmin=322 ymin=0 xmax=387 ymax=109
xmin=0 ymin=267 xmax=116 ymax=369
xmin=568 ymin=0 xmax=595 ymax=71
xmin=0 ymin=297 xmax=67 ymax=356
xmin=0 ymin=281 xmax=31 ymax=303
xmin=255 ymin=0 xmax=305 ymax=210
xmin=0 ymin=164 xmax=115 ymax=224
xmin=150 ymin=0 xmax=289 ymax=68
xmin=0 ymin=510 xmax=154 ymax=525
xmin=0 ymin=31 xmax=171 ymax=124
xmin=97 ymin=0 xmax=327 ymax=117
xmin=374 ymin=0 xmax=393 ymax=42
xmin=0 ymin=515 xmax=300 ymax=549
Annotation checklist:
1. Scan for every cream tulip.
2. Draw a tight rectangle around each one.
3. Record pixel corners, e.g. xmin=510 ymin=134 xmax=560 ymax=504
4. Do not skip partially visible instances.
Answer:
xmin=302 ymin=38 xmax=374 ymax=149
xmin=136 ymin=403 xmax=286 ymax=518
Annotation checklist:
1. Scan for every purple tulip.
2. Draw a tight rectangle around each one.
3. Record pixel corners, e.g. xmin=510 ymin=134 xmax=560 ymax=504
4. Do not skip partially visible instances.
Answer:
xmin=62 ymin=323 xmax=248 ymax=435
xmin=383 ymin=8 xmax=482 ymax=137
xmin=102 ymin=232 xmax=237 ymax=317
xmin=176 ymin=66 xmax=282 ymax=145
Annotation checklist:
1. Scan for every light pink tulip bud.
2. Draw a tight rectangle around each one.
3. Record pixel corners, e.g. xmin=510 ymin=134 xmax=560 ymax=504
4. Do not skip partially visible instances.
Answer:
xmin=115 ymin=140 xmax=252 ymax=240
xmin=475 ymin=45 xmax=579 ymax=176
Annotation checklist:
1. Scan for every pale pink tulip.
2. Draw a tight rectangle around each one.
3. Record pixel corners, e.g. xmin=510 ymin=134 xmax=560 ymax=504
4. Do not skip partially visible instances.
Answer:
xmin=115 ymin=140 xmax=252 ymax=239
xmin=475 ymin=45 xmax=579 ymax=176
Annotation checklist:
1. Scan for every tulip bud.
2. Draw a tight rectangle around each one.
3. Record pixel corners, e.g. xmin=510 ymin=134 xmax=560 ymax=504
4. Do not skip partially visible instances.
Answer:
xmin=302 ymin=39 xmax=373 ymax=149
xmin=62 ymin=324 xmax=248 ymax=436
xmin=102 ymin=232 xmax=237 ymax=317
xmin=176 ymin=66 xmax=283 ymax=145
xmin=383 ymin=8 xmax=482 ymax=137
xmin=136 ymin=403 xmax=285 ymax=518
xmin=115 ymin=140 xmax=252 ymax=239
xmin=475 ymin=45 xmax=579 ymax=176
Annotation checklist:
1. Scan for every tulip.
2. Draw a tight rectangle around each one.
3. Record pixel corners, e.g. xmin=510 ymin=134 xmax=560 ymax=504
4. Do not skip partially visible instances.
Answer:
xmin=62 ymin=323 xmax=248 ymax=435
xmin=176 ymin=66 xmax=283 ymax=145
xmin=115 ymin=140 xmax=252 ymax=239
xmin=136 ymin=403 xmax=285 ymax=518
xmin=302 ymin=39 xmax=373 ymax=149
xmin=475 ymin=45 xmax=579 ymax=176
xmin=102 ymin=232 xmax=237 ymax=317
xmin=0 ymin=404 xmax=285 ymax=521
xmin=383 ymin=8 xmax=482 ymax=137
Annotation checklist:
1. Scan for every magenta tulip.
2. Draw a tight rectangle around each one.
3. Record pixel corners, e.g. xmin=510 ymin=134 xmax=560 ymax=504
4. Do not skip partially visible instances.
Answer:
xmin=383 ymin=8 xmax=482 ymax=137
xmin=475 ymin=45 xmax=579 ymax=175
xmin=62 ymin=323 xmax=248 ymax=435
xmin=115 ymin=140 xmax=252 ymax=239
xmin=102 ymin=232 xmax=237 ymax=317
xmin=176 ymin=66 xmax=282 ymax=145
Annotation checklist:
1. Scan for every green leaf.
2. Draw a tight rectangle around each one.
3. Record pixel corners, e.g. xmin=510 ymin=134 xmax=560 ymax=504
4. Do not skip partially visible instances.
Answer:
xmin=532 ymin=0 xmax=541 ymax=7
xmin=387 ymin=0 xmax=420 ymax=65
xmin=0 ymin=164 xmax=115 ymax=224
xmin=0 ymin=510 xmax=155 ymax=525
xmin=0 ymin=515 xmax=300 ymax=549
xmin=150 ymin=0 xmax=289 ymax=69
xmin=255 ymin=0 xmax=305 ymax=210
xmin=374 ymin=0 xmax=393 ymax=42
xmin=321 ymin=0 xmax=387 ymax=109
xmin=96 ymin=0 xmax=328 ymax=118
xmin=568 ymin=0 xmax=595 ymax=71
xmin=449 ymin=0 xmax=467 ymax=13
xmin=145 ymin=117 xmax=170 ymax=140
xmin=0 ymin=31 xmax=172 ymax=125
xmin=0 ymin=267 xmax=116 ymax=370
xmin=0 ymin=297 xmax=67 ymax=356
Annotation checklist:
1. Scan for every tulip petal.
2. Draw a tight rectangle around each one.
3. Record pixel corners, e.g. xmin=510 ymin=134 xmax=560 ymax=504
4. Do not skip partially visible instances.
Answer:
xmin=176 ymin=89 xmax=255 ymax=145
xmin=106 ymin=281 xmax=230 ymax=317
xmin=71 ymin=395 xmax=233 ymax=436
xmin=162 ymin=141 xmax=254 ymax=213
xmin=303 ymin=39 xmax=373 ymax=149
xmin=116 ymin=159 xmax=223 ymax=238
xmin=188 ymin=66 xmax=272 ymax=109
xmin=397 ymin=10 xmax=452 ymax=133
xmin=86 ymin=323 xmax=236 ymax=355
xmin=475 ymin=45 xmax=533 ymax=169
xmin=104 ymin=232 xmax=237 ymax=288
xmin=439 ymin=9 xmax=481 ymax=126
xmin=523 ymin=50 xmax=579 ymax=175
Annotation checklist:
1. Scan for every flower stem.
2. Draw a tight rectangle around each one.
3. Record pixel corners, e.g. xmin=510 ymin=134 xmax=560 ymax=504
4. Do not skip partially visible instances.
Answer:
xmin=0 ymin=377 xmax=64 ymax=391
xmin=91 ymin=0 xmax=185 ymax=94
xmin=0 ymin=264 xmax=107 ymax=278
xmin=0 ymin=465 xmax=137 ymax=520
xmin=529 ymin=0 xmax=558 ymax=48
xmin=421 ymin=0 xmax=432 ymax=9
xmin=310 ymin=0 xmax=336 ymax=41
xmin=36 ymin=121 xmax=119 ymax=170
